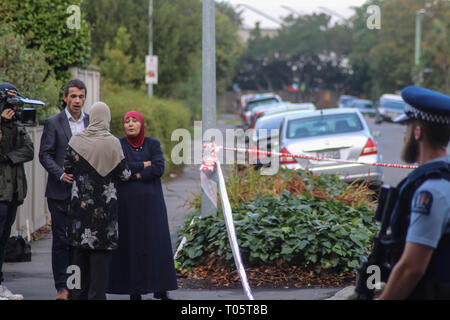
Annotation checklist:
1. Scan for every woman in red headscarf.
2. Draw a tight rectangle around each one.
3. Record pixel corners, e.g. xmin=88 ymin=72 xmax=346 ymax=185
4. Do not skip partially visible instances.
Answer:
xmin=107 ymin=111 xmax=177 ymax=300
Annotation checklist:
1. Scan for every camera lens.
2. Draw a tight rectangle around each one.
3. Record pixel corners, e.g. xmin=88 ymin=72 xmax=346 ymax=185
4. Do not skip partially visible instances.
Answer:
xmin=7 ymin=96 xmax=24 ymax=108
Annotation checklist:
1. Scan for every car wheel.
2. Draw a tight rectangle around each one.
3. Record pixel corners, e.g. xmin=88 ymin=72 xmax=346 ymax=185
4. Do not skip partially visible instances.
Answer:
xmin=375 ymin=114 xmax=383 ymax=124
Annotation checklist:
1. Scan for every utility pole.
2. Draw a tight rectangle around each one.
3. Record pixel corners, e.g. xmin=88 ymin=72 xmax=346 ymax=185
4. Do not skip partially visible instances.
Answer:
xmin=148 ymin=0 xmax=153 ymax=98
xmin=414 ymin=9 xmax=426 ymax=85
xmin=201 ymin=0 xmax=217 ymax=217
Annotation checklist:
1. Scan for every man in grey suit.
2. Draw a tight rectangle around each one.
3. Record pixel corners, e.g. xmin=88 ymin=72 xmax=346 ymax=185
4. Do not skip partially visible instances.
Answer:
xmin=39 ymin=79 xmax=89 ymax=300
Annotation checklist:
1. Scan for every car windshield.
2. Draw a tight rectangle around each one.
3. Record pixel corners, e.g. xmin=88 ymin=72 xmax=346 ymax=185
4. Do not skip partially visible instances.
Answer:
xmin=246 ymin=98 xmax=279 ymax=111
xmin=340 ymin=98 xmax=355 ymax=107
xmin=254 ymin=116 xmax=283 ymax=139
xmin=381 ymin=100 xmax=405 ymax=110
xmin=355 ymin=101 xmax=373 ymax=109
xmin=286 ymin=113 xmax=364 ymax=139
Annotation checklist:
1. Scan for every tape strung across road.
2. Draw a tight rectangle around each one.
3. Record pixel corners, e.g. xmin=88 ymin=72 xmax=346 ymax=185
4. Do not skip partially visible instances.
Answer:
xmin=205 ymin=144 xmax=418 ymax=170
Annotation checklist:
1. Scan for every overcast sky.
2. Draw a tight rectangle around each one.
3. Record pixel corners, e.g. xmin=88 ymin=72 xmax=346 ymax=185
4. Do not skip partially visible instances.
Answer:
xmin=224 ymin=0 xmax=368 ymax=28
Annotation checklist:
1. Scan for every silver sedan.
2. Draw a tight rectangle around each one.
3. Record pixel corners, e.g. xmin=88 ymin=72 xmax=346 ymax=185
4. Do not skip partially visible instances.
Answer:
xmin=278 ymin=108 xmax=384 ymax=185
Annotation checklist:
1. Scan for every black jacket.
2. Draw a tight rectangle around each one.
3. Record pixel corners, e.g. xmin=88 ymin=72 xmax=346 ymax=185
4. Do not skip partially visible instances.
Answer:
xmin=39 ymin=110 xmax=89 ymax=200
xmin=0 ymin=123 xmax=34 ymax=204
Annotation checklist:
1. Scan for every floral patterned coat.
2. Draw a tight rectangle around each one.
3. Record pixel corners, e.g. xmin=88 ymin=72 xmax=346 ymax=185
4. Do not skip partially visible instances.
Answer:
xmin=64 ymin=146 xmax=131 ymax=250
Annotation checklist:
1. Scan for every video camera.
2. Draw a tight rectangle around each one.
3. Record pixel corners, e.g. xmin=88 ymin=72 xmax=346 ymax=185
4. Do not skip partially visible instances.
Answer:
xmin=0 ymin=82 xmax=45 ymax=126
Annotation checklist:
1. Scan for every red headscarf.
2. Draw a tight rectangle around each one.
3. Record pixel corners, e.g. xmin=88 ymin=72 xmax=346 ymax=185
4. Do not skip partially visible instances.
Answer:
xmin=123 ymin=110 xmax=145 ymax=148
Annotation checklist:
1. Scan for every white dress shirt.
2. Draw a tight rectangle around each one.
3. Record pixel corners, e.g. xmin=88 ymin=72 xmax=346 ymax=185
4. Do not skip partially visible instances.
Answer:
xmin=61 ymin=108 xmax=86 ymax=180
xmin=65 ymin=108 xmax=86 ymax=136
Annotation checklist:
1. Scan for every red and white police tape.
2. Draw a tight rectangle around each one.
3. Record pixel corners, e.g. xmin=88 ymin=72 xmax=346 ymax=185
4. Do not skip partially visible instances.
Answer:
xmin=203 ymin=143 xmax=419 ymax=170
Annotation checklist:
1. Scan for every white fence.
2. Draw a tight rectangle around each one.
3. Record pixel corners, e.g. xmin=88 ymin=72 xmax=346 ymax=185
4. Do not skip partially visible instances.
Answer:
xmin=11 ymin=126 xmax=49 ymax=239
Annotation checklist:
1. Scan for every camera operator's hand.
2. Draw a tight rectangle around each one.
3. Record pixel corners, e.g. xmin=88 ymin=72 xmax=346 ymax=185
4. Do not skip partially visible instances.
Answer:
xmin=61 ymin=173 xmax=74 ymax=184
xmin=1 ymin=108 xmax=15 ymax=120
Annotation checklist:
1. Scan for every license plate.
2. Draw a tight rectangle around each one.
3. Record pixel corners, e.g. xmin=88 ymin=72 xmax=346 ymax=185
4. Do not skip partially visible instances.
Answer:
xmin=316 ymin=150 xmax=340 ymax=160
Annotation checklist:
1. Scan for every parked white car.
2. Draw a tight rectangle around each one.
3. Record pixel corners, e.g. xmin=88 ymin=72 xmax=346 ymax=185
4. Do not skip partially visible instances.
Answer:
xmin=376 ymin=94 xmax=407 ymax=123
xmin=278 ymin=108 xmax=383 ymax=186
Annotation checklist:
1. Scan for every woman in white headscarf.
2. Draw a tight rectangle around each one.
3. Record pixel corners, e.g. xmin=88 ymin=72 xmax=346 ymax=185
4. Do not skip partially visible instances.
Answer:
xmin=64 ymin=102 xmax=131 ymax=300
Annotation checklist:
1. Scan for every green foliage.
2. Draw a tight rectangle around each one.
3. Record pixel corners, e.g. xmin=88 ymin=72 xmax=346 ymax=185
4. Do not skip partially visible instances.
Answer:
xmin=83 ymin=0 xmax=243 ymax=106
xmin=234 ymin=14 xmax=353 ymax=92
xmin=0 ymin=0 xmax=91 ymax=83
xmin=422 ymin=1 xmax=450 ymax=93
xmin=234 ymin=0 xmax=449 ymax=98
xmin=176 ymin=170 xmax=378 ymax=273
xmin=216 ymin=1 xmax=244 ymax=26
xmin=347 ymin=0 xmax=450 ymax=98
xmin=96 ymin=27 xmax=144 ymax=89
xmin=0 ymin=23 xmax=61 ymax=123
xmin=367 ymin=0 xmax=424 ymax=96
xmin=102 ymin=87 xmax=191 ymax=177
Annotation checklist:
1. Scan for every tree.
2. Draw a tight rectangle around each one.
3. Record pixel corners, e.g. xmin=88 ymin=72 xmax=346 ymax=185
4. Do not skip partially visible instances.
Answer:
xmin=84 ymin=0 xmax=243 ymax=101
xmin=234 ymin=14 xmax=353 ymax=93
xmin=0 ymin=0 xmax=91 ymax=82
xmin=368 ymin=0 xmax=424 ymax=96
xmin=215 ymin=5 xmax=245 ymax=93
xmin=0 ymin=23 xmax=61 ymax=122
xmin=422 ymin=0 xmax=450 ymax=93
xmin=97 ymin=27 xmax=144 ymax=89
xmin=216 ymin=1 xmax=244 ymax=26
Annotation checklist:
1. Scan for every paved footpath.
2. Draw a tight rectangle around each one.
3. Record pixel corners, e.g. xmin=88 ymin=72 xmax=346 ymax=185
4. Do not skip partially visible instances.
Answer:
xmin=3 ymin=114 xmax=347 ymax=300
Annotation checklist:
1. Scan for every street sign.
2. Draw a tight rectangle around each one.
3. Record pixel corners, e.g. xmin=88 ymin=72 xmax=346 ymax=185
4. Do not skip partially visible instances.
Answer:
xmin=145 ymin=55 xmax=158 ymax=85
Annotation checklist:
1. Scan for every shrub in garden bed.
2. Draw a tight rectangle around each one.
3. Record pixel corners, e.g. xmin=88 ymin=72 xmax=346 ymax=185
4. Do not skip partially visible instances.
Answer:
xmin=176 ymin=168 xmax=379 ymax=281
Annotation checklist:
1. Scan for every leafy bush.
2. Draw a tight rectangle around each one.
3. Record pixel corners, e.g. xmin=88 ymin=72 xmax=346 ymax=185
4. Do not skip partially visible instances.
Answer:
xmin=0 ymin=23 xmax=61 ymax=123
xmin=176 ymin=169 xmax=378 ymax=273
xmin=103 ymin=87 xmax=191 ymax=177
xmin=0 ymin=0 xmax=91 ymax=82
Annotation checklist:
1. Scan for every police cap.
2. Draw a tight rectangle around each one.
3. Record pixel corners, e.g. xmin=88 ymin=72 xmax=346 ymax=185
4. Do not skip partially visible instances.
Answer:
xmin=394 ymin=86 xmax=450 ymax=125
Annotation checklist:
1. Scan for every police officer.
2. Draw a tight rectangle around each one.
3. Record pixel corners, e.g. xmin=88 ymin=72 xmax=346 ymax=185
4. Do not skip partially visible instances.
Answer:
xmin=377 ymin=86 xmax=450 ymax=300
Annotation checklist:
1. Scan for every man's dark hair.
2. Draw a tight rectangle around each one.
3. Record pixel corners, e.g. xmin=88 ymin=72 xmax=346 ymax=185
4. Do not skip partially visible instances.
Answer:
xmin=64 ymin=79 xmax=87 ymax=97
xmin=416 ymin=120 xmax=450 ymax=149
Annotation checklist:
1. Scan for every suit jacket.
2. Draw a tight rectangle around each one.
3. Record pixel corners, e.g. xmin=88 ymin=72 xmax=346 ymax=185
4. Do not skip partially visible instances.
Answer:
xmin=39 ymin=110 xmax=89 ymax=200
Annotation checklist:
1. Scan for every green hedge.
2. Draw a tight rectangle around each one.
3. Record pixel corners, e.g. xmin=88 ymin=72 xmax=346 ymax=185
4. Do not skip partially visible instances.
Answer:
xmin=102 ymin=87 xmax=191 ymax=177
